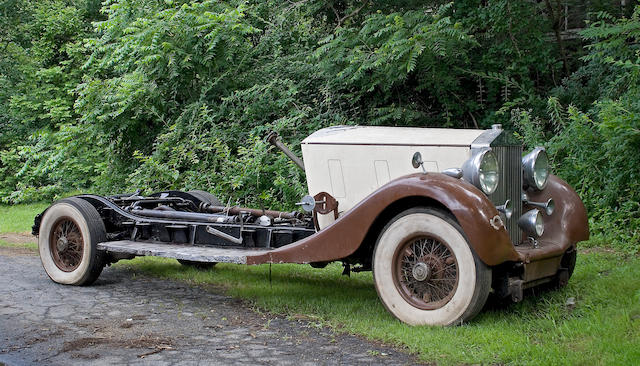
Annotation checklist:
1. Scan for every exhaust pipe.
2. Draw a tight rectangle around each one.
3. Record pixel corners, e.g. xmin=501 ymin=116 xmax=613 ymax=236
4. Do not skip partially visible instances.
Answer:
xmin=265 ymin=131 xmax=305 ymax=170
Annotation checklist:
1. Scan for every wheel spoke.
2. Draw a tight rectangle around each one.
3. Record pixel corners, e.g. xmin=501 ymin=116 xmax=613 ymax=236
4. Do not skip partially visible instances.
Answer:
xmin=395 ymin=234 xmax=458 ymax=310
xmin=49 ymin=218 xmax=84 ymax=272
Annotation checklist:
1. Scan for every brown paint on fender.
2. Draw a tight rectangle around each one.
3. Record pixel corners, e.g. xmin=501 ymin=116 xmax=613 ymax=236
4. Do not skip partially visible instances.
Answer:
xmin=246 ymin=173 xmax=520 ymax=266
xmin=518 ymin=175 xmax=589 ymax=263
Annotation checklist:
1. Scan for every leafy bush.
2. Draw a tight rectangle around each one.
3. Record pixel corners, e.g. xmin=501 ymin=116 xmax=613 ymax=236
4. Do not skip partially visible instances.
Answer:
xmin=513 ymin=7 xmax=640 ymax=253
xmin=1 ymin=1 xmax=639 ymax=253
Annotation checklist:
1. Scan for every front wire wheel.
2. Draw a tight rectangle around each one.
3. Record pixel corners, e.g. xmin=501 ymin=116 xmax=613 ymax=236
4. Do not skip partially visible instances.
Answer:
xmin=394 ymin=235 xmax=459 ymax=310
xmin=373 ymin=208 xmax=491 ymax=326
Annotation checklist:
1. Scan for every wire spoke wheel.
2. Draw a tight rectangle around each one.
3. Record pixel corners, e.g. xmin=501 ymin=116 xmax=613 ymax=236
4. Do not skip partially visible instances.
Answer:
xmin=49 ymin=218 xmax=85 ymax=272
xmin=39 ymin=197 xmax=106 ymax=285
xmin=394 ymin=236 xmax=458 ymax=310
xmin=373 ymin=208 xmax=491 ymax=326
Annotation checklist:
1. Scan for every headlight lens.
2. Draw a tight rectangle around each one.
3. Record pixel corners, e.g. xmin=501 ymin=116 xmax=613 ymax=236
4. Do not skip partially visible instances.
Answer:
xmin=479 ymin=151 xmax=499 ymax=195
xmin=535 ymin=212 xmax=545 ymax=236
xmin=522 ymin=147 xmax=550 ymax=190
xmin=463 ymin=149 xmax=500 ymax=195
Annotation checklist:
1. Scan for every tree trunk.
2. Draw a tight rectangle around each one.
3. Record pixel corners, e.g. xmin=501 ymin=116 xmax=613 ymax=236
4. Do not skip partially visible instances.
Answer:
xmin=544 ymin=0 xmax=570 ymax=77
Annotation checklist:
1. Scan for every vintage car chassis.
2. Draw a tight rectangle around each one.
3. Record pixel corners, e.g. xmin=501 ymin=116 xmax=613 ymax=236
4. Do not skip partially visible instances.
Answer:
xmin=32 ymin=127 xmax=589 ymax=326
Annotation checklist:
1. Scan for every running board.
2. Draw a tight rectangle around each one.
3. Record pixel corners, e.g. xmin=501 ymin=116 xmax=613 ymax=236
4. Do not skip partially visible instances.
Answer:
xmin=97 ymin=240 xmax=271 ymax=264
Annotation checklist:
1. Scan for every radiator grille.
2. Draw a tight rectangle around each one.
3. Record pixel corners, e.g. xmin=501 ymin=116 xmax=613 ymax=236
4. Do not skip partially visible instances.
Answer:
xmin=490 ymin=145 xmax=523 ymax=245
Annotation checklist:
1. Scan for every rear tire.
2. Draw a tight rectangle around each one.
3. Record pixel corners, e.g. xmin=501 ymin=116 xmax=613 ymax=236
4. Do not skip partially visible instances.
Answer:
xmin=187 ymin=190 xmax=222 ymax=206
xmin=373 ymin=208 xmax=491 ymax=326
xmin=177 ymin=259 xmax=216 ymax=270
xmin=38 ymin=198 xmax=106 ymax=285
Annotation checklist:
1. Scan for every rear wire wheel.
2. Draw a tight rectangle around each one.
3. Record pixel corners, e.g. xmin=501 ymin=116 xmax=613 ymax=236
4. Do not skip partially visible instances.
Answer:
xmin=49 ymin=218 xmax=85 ymax=272
xmin=373 ymin=208 xmax=491 ymax=326
xmin=38 ymin=198 xmax=106 ymax=285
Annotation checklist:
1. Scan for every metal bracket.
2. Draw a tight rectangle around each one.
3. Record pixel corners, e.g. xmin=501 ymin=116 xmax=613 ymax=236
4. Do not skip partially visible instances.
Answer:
xmin=557 ymin=267 xmax=569 ymax=287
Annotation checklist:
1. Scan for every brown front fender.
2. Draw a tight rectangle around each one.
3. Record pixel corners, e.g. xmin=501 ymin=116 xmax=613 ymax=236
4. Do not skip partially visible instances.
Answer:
xmin=247 ymin=173 xmax=520 ymax=266
xmin=518 ymin=175 xmax=590 ymax=263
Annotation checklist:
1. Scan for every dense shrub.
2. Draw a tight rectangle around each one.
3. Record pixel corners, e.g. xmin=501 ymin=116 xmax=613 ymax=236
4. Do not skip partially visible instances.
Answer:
xmin=0 ymin=1 xmax=638 ymax=252
xmin=513 ymin=8 xmax=640 ymax=253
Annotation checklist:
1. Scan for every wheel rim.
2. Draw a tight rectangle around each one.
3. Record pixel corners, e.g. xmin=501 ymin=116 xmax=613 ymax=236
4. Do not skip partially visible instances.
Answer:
xmin=393 ymin=234 xmax=459 ymax=310
xmin=49 ymin=218 xmax=84 ymax=272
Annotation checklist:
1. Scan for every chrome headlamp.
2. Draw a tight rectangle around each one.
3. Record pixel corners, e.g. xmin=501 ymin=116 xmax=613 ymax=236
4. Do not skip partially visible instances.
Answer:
xmin=463 ymin=148 xmax=499 ymax=195
xmin=517 ymin=209 xmax=545 ymax=237
xmin=522 ymin=147 xmax=550 ymax=190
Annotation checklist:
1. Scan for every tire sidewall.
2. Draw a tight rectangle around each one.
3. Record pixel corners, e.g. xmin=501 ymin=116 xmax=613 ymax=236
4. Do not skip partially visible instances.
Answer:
xmin=373 ymin=210 xmax=478 ymax=326
xmin=39 ymin=202 xmax=96 ymax=285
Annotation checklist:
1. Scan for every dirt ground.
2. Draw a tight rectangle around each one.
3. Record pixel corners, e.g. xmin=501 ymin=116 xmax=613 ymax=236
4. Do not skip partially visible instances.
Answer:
xmin=0 ymin=232 xmax=34 ymax=245
xmin=0 ymin=246 xmax=423 ymax=365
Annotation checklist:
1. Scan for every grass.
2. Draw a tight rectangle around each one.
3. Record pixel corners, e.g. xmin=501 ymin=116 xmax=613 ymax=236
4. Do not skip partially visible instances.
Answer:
xmin=2 ymin=203 xmax=639 ymax=365
xmin=0 ymin=202 xmax=49 ymax=233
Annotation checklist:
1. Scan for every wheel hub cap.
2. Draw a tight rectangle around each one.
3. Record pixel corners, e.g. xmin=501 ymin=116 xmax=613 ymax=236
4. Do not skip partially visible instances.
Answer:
xmin=56 ymin=237 xmax=69 ymax=252
xmin=412 ymin=262 xmax=430 ymax=281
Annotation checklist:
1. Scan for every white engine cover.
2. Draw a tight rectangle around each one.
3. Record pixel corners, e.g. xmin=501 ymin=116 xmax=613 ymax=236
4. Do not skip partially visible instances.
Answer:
xmin=301 ymin=126 xmax=485 ymax=229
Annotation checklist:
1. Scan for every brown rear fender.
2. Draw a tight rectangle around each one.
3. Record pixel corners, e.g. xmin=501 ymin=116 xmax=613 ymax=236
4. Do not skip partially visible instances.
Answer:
xmin=247 ymin=173 xmax=520 ymax=266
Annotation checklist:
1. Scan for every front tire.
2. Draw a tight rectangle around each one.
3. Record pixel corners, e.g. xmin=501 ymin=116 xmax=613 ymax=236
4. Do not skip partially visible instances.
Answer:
xmin=373 ymin=208 xmax=491 ymax=326
xmin=38 ymin=198 xmax=106 ymax=285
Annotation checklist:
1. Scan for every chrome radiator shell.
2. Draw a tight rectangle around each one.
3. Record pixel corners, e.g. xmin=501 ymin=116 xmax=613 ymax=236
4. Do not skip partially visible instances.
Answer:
xmin=472 ymin=127 xmax=523 ymax=245
xmin=490 ymin=144 xmax=523 ymax=245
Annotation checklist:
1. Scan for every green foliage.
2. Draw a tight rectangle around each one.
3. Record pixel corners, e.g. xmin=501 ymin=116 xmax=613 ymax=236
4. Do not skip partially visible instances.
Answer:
xmin=513 ymin=7 xmax=640 ymax=253
xmin=1 ymin=1 xmax=639 ymax=251
xmin=315 ymin=6 xmax=475 ymax=126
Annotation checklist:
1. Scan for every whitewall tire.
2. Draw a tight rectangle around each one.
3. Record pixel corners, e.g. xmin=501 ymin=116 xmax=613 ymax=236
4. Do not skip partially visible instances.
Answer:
xmin=373 ymin=208 xmax=491 ymax=326
xmin=38 ymin=198 xmax=106 ymax=285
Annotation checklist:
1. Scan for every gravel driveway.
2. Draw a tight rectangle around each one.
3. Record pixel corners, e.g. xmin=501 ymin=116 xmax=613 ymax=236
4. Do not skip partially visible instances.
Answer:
xmin=0 ymin=246 xmax=422 ymax=365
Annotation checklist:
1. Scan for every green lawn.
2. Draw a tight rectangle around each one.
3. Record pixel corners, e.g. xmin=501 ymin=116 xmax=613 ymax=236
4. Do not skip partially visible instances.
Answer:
xmin=0 ymin=202 xmax=49 ymax=233
xmin=2 ymin=203 xmax=639 ymax=365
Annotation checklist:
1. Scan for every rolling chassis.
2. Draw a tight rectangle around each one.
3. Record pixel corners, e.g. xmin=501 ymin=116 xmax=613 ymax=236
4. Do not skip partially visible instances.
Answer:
xmin=32 ymin=127 xmax=590 ymax=326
